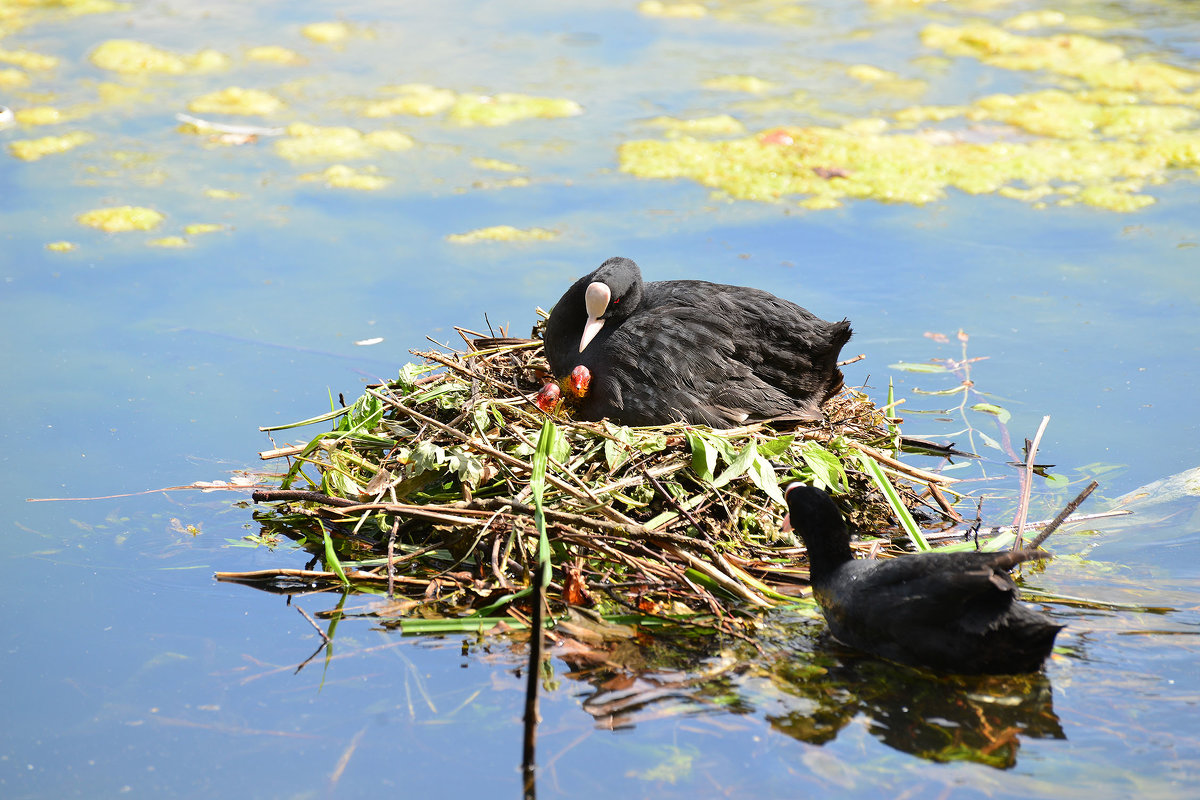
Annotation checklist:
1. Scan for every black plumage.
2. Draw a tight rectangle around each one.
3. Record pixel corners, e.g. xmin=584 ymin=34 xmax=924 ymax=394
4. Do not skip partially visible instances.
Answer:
xmin=543 ymin=257 xmax=852 ymax=427
xmin=783 ymin=484 xmax=1063 ymax=675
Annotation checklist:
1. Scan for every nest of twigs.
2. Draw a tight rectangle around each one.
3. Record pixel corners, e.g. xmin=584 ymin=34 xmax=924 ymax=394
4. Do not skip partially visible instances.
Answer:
xmin=229 ymin=323 xmax=965 ymax=634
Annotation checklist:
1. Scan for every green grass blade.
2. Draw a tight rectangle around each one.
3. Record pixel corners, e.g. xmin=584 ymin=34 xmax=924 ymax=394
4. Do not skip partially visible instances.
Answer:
xmin=319 ymin=520 xmax=350 ymax=586
xmin=857 ymin=452 xmax=930 ymax=552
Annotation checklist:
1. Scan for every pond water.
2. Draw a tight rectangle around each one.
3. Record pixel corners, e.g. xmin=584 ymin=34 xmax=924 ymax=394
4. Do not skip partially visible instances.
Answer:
xmin=3 ymin=0 xmax=1200 ymax=797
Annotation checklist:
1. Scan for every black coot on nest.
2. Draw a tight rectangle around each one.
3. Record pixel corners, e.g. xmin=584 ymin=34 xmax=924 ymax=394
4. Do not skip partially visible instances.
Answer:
xmin=543 ymin=257 xmax=852 ymax=428
xmin=783 ymin=483 xmax=1064 ymax=675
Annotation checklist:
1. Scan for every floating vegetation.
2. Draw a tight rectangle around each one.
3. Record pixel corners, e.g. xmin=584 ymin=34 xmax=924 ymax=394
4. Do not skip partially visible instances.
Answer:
xmin=922 ymin=23 xmax=1198 ymax=92
xmin=146 ymin=235 xmax=189 ymax=248
xmin=361 ymin=84 xmax=457 ymax=118
xmin=702 ymin=75 xmax=774 ymax=94
xmin=76 ymin=205 xmax=164 ymax=232
xmin=645 ymin=114 xmax=746 ymax=136
xmin=448 ymin=93 xmax=583 ymax=127
xmin=245 ymin=45 xmax=305 ymax=66
xmin=273 ymin=123 xmax=414 ymax=162
xmin=298 ymin=163 xmax=391 ymax=190
xmin=45 ymin=240 xmax=76 ymax=252
xmin=0 ymin=48 xmax=59 ymax=71
xmin=9 ymin=131 xmax=93 ymax=161
xmin=89 ymin=39 xmax=229 ymax=74
xmin=187 ymin=87 xmax=285 ymax=116
xmin=300 ymin=21 xmax=355 ymax=45
xmin=445 ymin=225 xmax=558 ymax=243
xmin=232 ymin=331 xmax=971 ymax=635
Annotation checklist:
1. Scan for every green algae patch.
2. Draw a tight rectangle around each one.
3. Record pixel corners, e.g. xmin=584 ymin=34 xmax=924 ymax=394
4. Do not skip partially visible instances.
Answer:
xmin=845 ymin=64 xmax=928 ymax=98
xmin=0 ymin=68 xmax=29 ymax=88
xmin=45 ymin=240 xmax=77 ymax=252
xmin=364 ymin=129 xmax=415 ymax=151
xmin=274 ymin=123 xmax=411 ymax=162
xmin=619 ymin=122 xmax=1200 ymax=212
xmin=1003 ymin=10 xmax=1111 ymax=32
xmin=203 ymin=188 xmax=242 ymax=200
xmin=471 ymin=157 xmax=523 ymax=172
xmin=362 ymin=84 xmax=457 ymax=117
xmin=246 ymin=45 xmax=305 ymax=66
xmin=638 ymin=1 xmax=708 ymax=19
xmin=449 ymin=93 xmax=582 ymax=126
xmin=188 ymin=87 xmax=284 ymax=116
xmin=969 ymin=90 xmax=1199 ymax=140
xmin=0 ymin=48 xmax=58 ymax=70
xmin=299 ymin=164 xmax=391 ymax=190
xmin=703 ymin=75 xmax=774 ymax=93
xmin=182 ymin=223 xmax=224 ymax=235
xmin=646 ymin=114 xmax=745 ymax=136
xmin=147 ymin=235 xmax=190 ymax=248
xmin=301 ymin=21 xmax=354 ymax=45
xmin=90 ymin=39 xmax=229 ymax=75
xmin=14 ymin=106 xmax=72 ymax=125
xmin=921 ymin=23 xmax=1199 ymax=93
xmin=9 ymin=131 xmax=93 ymax=161
xmin=77 ymin=205 xmax=164 ymax=232
xmin=446 ymin=225 xmax=558 ymax=243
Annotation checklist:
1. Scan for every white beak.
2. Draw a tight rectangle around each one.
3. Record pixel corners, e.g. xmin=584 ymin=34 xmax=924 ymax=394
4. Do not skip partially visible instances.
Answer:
xmin=580 ymin=281 xmax=610 ymax=353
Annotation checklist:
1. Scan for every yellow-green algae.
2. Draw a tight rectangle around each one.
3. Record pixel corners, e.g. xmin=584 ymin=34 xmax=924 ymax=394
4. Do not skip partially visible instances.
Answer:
xmin=0 ymin=48 xmax=58 ymax=70
xmin=273 ymin=122 xmax=414 ymax=162
xmin=299 ymin=164 xmax=391 ymax=190
xmin=147 ymin=235 xmax=189 ymax=248
xmin=702 ymin=75 xmax=774 ymax=93
xmin=301 ymin=21 xmax=353 ymax=44
xmin=619 ymin=120 xmax=1200 ymax=211
xmin=361 ymin=84 xmax=457 ymax=117
xmin=187 ymin=87 xmax=284 ymax=116
xmin=921 ymin=23 xmax=1199 ymax=93
xmin=45 ymin=240 xmax=76 ymax=252
xmin=90 ymin=39 xmax=229 ymax=74
xmin=182 ymin=223 xmax=224 ymax=235
xmin=448 ymin=93 xmax=582 ymax=126
xmin=203 ymin=188 xmax=242 ymax=200
xmin=14 ymin=105 xmax=70 ymax=125
xmin=9 ymin=130 xmax=92 ymax=160
xmin=77 ymin=205 xmax=164 ymax=232
xmin=446 ymin=225 xmax=558 ymax=243
xmin=0 ymin=67 xmax=28 ymax=88
xmin=637 ymin=1 xmax=707 ymax=19
xmin=646 ymin=114 xmax=745 ymax=135
xmin=246 ymin=45 xmax=305 ymax=65
xmin=471 ymin=157 xmax=523 ymax=173
xmin=1003 ymin=10 xmax=1111 ymax=32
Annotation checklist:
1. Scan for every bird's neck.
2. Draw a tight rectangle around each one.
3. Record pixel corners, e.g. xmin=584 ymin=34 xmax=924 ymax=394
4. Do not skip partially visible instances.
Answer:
xmin=804 ymin=530 xmax=854 ymax=586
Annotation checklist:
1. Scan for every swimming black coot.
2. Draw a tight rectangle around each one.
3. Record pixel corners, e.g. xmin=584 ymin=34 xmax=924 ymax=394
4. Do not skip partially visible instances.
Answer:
xmin=783 ymin=483 xmax=1063 ymax=675
xmin=543 ymin=257 xmax=852 ymax=428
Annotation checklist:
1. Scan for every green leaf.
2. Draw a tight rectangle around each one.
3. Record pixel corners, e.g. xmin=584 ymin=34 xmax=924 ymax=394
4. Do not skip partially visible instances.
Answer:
xmin=319 ymin=521 xmax=350 ymax=586
xmin=531 ymin=421 xmax=556 ymax=588
xmin=410 ymin=440 xmax=446 ymax=474
xmin=749 ymin=455 xmax=785 ymax=506
xmin=687 ymin=432 xmax=717 ymax=483
xmin=605 ymin=426 xmax=634 ymax=471
xmin=447 ymin=447 xmax=485 ymax=486
xmin=889 ymin=362 xmax=948 ymax=373
xmin=800 ymin=442 xmax=847 ymax=493
xmin=757 ymin=434 xmax=795 ymax=459
xmin=712 ymin=440 xmax=758 ymax=488
xmin=857 ymin=453 xmax=930 ymax=552
xmin=971 ymin=402 xmax=1012 ymax=424
xmin=977 ymin=431 xmax=1004 ymax=452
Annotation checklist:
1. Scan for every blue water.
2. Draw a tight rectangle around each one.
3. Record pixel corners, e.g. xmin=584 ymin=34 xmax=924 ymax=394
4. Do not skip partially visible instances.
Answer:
xmin=3 ymin=0 xmax=1200 ymax=797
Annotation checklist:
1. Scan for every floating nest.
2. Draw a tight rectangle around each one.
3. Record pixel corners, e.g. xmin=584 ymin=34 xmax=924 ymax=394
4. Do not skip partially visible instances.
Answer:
xmin=229 ymin=322 xmax=968 ymax=635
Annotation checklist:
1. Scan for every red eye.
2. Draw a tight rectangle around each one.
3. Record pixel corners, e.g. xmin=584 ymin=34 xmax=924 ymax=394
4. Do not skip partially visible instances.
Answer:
xmin=612 ymin=298 xmax=620 ymax=304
